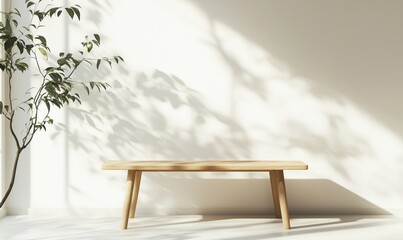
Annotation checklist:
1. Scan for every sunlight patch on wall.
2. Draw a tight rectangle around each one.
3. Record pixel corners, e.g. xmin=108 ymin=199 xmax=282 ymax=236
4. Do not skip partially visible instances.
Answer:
xmin=25 ymin=0 xmax=403 ymax=213
xmin=80 ymin=0 xmax=403 ymax=210
xmin=207 ymin=12 xmax=403 ymax=210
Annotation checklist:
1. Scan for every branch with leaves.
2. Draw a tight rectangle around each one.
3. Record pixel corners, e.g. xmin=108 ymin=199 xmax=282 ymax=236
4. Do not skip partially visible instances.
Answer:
xmin=0 ymin=0 xmax=123 ymax=208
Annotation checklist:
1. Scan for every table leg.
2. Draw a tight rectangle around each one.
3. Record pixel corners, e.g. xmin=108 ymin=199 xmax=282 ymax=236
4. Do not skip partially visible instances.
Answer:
xmin=129 ymin=171 xmax=142 ymax=218
xmin=121 ymin=170 xmax=135 ymax=230
xmin=277 ymin=170 xmax=291 ymax=229
xmin=269 ymin=171 xmax=281 ymax=218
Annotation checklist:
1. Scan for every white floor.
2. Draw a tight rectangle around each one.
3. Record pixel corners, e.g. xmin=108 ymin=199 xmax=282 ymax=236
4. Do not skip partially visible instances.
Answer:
xmin=1 ymin=215 xmax=402 ymax=240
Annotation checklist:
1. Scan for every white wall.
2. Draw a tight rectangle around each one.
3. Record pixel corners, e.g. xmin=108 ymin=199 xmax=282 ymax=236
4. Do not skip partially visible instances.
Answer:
xmin=5 ymin=0 xmax=403 ymax=216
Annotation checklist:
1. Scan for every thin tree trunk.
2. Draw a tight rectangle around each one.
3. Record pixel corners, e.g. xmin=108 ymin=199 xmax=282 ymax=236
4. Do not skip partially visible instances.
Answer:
xmin=0 ymin=148 xmax=23 ymax=209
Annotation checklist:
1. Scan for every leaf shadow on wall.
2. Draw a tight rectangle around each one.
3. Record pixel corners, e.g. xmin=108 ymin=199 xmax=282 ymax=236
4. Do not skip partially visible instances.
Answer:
xmin=61 ymin=69 xmax=251 ymax=160
xmin=192 ymin=0 xmax=403 ymax=124
xmin=51 ymin=64 xmax=252 ymax=188
xmin=52 ymin=62 xmax=391 ymax=217
xmin=188 ymin=0 xmax=403 ymax=214
xmin=50 ymin=0 xmax=400 ymax=216
xmin=191 ymin=0 xmax=403 ymax=150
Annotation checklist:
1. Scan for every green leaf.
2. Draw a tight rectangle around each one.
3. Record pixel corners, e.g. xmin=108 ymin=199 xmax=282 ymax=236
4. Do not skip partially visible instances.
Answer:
xmin=46 ymin=86 xmax=57 ymax=98
xmin=71 ymin=7 xmax=80 ymax=20
xmin=0 ymin=34 xmax=10 ymax=41
xmin=92 ymin=39 xmax=100 ymax=47
xmin=48 ymin=7 xmax=59 ymax=17
xmin=14 ymin=8 xmax=21 ymax=17
xmin=86 ymin=42 xmax=93 ymax=52
xmin=16 ymin=62 xmax=29 ymax=72
xmin=57 ymin=58 xmax=71 ymax=68
xmin=26 ymin=34 xmax=34 ymax=41
xmin=51 ymin=100 xmax=62 ymax=108
xmin=4 ymin=36 xmax=17 ymax=52
xmin=34 ymin=11 xmax=45 ymax=21
xmin=12 ymin=19 xmax=18 ymax=27
xmin=0 ymin=101 xmax=3 ymax=114
xmin=27 ymin=1 xmax=35 ymax=8
xmin=72 ymin=58 xmax=80 ymax=67
xmin=45 ymin=67 xmax=54 ymax=72
xmin=0 ymin=35 xmax=10 ymax=40
xmin=49 ymin=72 xmax=62 ymax=82
xmin=16 ymin=41 xmax=24 ymax=54
xmin=39 ymin=47 xmax=48 ymax=59
xmin=96 ymin=59 xmax=101 ymax=69
xmin=94 ymin=34 xmax=100 ymax=44
xmin=45 ymin=101 xmax=50 ymax=111
xmin=57 ymin=10 xmax=63 ymax=17
xmin=26 ymin=44 xmax=34 ymax=54
xmin=36 ymin=35 xmax=47 ymax=47
xmin=65 ymin=8 xmax=74 ymax=19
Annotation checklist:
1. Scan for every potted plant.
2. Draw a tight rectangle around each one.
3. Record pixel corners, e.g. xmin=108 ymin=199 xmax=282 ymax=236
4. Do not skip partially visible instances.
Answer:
xmin=0 ymin=0 xmax=122 ymax=208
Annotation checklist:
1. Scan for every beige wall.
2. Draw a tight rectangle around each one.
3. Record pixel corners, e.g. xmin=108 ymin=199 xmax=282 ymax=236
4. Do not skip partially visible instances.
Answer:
xmin=5 ymin=0 xmax=403 ymax=216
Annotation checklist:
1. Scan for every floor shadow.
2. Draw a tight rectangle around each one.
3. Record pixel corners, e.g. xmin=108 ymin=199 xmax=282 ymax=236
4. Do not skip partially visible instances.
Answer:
xmin=224 ymin=218 xmax=402 ymax=240
xmin=1 ymin=215 xmax=401 ymax=240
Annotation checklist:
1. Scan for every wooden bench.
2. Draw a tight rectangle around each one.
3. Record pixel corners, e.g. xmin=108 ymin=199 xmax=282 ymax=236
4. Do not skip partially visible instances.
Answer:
xmin=102 ymin=160 xmax=308 ymax=230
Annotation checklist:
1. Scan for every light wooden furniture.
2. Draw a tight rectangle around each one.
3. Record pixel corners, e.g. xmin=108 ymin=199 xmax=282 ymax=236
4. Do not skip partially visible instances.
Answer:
xmin=102 ymin=160 xmax=308 ymax=230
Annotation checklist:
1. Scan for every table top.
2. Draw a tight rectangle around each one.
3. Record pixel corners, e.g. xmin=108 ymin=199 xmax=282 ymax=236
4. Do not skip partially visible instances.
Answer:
xmin=102 ymin=160 xmax=308 ymax=171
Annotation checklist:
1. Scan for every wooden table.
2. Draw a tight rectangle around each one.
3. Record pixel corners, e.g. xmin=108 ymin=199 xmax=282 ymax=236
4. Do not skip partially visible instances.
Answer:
xmin=102 ymin=160 xmax=308 ymax=230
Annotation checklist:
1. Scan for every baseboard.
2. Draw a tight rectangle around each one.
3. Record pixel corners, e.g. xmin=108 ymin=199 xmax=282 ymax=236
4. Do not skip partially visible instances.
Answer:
xmin=27 ymin=208 xmax=122 ymax=217
xmin=0 ymin=208 xmax=6 ymax=218
xmin=5 ymin=207 xmax=29 ymax=215
xmin=25 ymin=207 xmax=270 ymax=217
xmin=11 ymin=207 xmax=403 ymax=218
xmin=387 ymin=208 xmax=403 ymax=217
